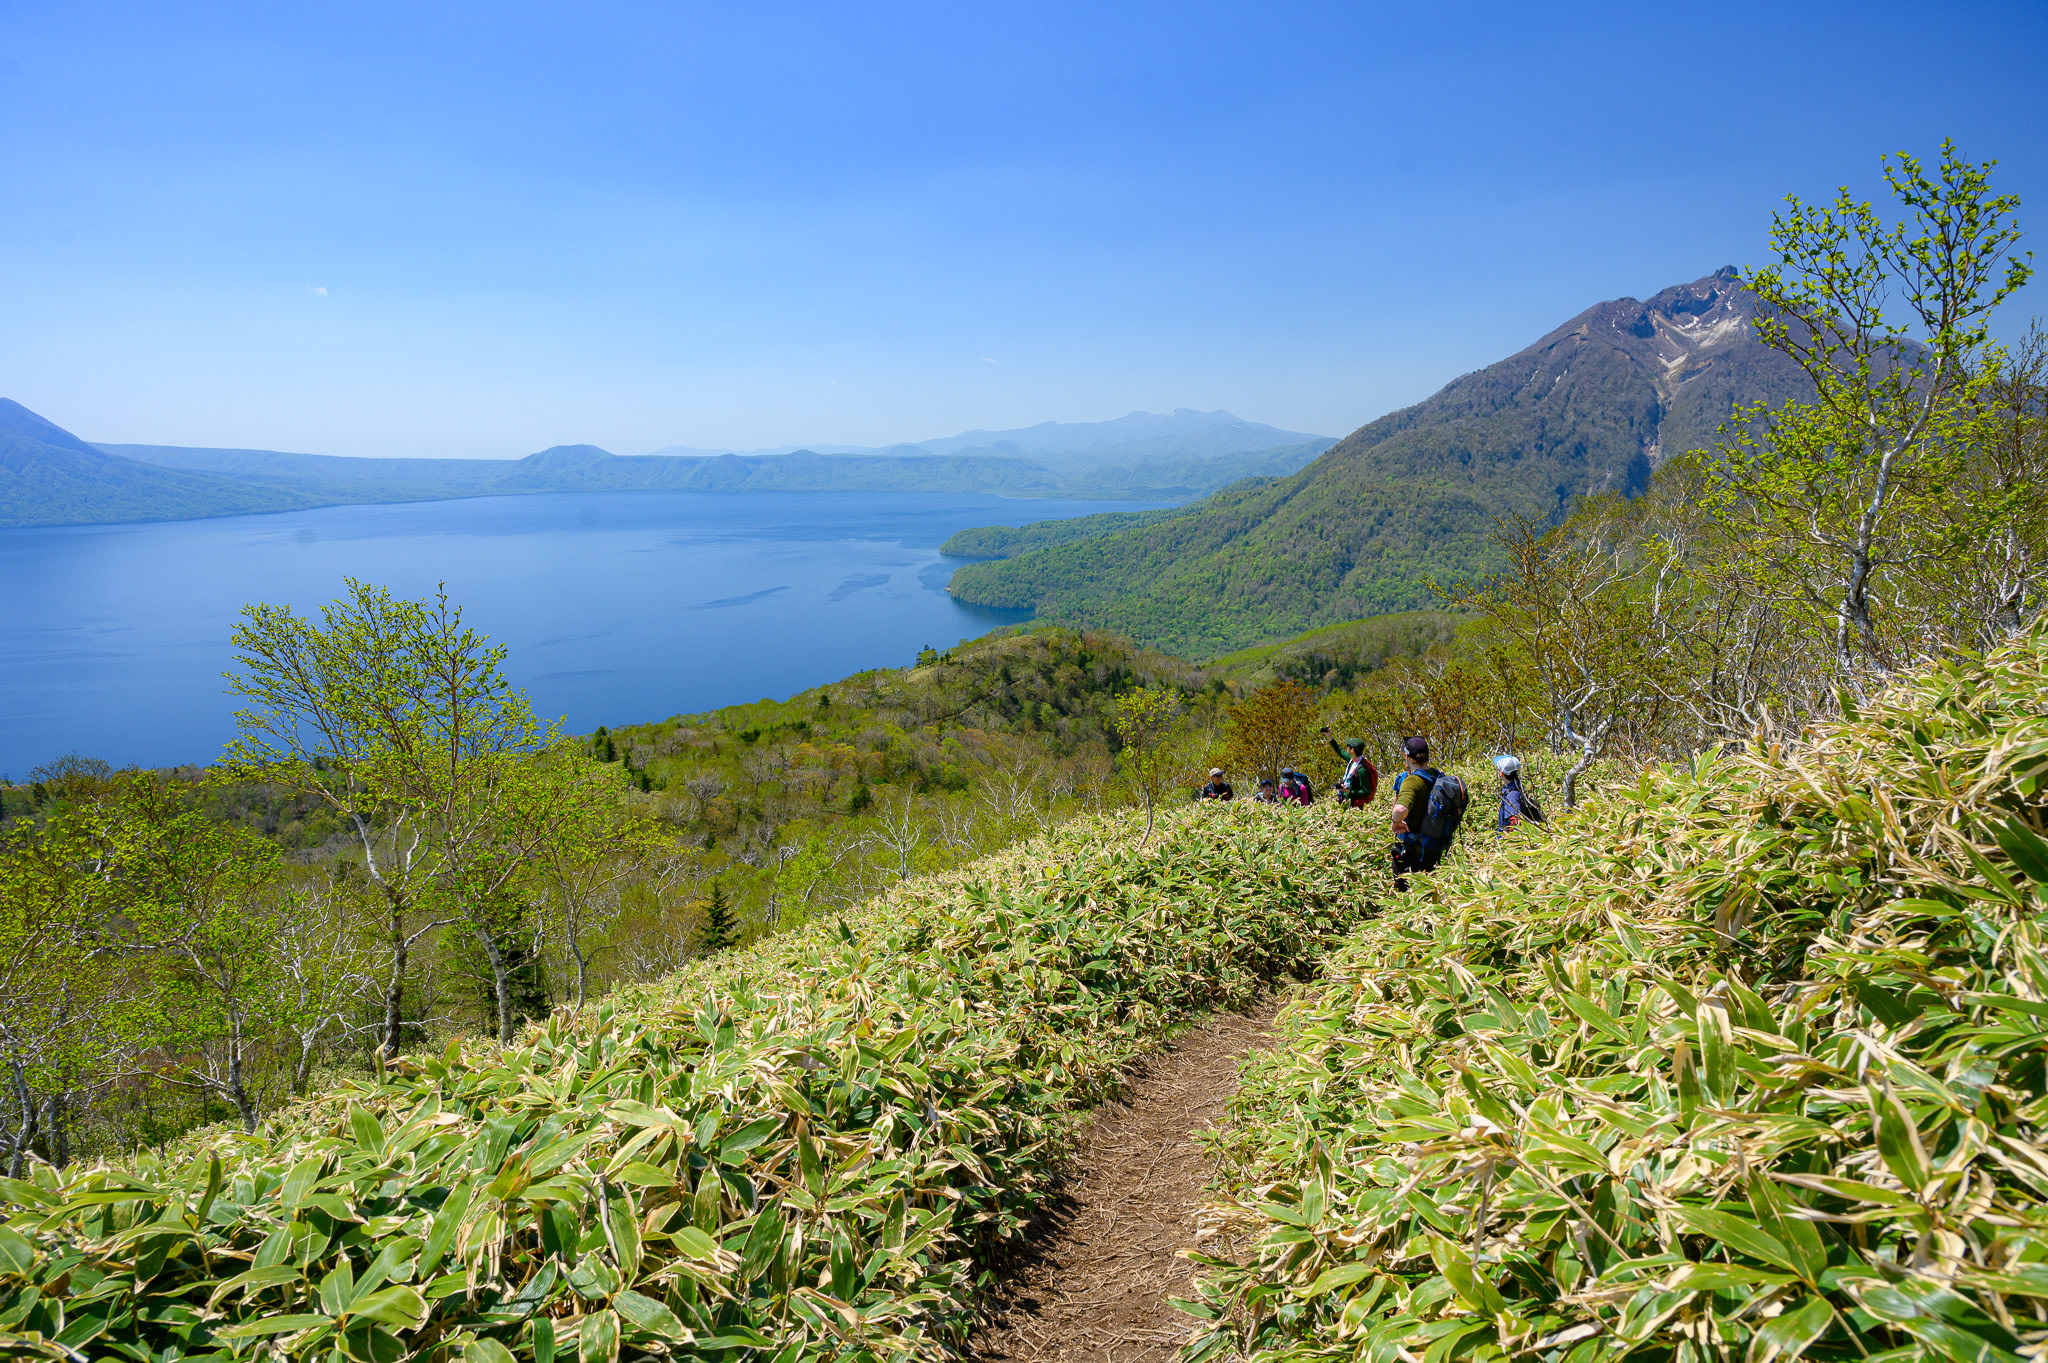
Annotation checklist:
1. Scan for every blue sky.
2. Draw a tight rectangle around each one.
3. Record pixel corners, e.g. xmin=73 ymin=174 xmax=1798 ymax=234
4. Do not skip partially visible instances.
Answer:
xmin=3 ymin=1 xmax=2044 ymax=458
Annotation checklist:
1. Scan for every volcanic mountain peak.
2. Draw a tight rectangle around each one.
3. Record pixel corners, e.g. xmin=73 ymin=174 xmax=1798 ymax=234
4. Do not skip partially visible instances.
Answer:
xmin=1529 ymin=266 xmax=1759 ymax=402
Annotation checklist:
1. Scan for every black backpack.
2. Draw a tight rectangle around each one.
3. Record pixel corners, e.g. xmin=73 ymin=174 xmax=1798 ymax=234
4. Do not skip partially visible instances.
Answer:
xmin=1416 ymin=768 xmax=1469 ymax=867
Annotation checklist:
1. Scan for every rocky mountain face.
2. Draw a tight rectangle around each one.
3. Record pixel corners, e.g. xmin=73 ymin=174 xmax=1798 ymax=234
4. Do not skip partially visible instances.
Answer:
xmin=946 ymin=269 xmax=1815 ymax=657
xmin=1520 ymin=264 xmax=1799 ymax=485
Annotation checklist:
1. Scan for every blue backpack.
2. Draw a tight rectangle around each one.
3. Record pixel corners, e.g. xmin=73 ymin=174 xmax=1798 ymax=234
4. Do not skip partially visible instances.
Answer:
xmin=1499 ymin=785 xmax=1546 ymax=831
xmin=1415 ymin=769 xmax=1469 ymax=868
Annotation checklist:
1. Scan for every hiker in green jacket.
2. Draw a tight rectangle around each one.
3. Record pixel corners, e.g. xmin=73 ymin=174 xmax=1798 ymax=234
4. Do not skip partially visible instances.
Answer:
xmin=1321 ymin=726 xmax=1378 ymax=808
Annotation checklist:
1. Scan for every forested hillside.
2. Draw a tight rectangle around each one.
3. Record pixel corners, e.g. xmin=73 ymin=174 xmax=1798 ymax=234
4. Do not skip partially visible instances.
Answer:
xmin=938 ymin=501 xmax=1202 ymax=557
xmin=0 ymin=400 xmax=323 ymax=528
xmin=946 ymin=267 xmax=1814 ymax=656
xmin=0 ymin=615 xmax=1264 ymax=1165
xmin=1205 ymin=609 xmax=1462 ymax=688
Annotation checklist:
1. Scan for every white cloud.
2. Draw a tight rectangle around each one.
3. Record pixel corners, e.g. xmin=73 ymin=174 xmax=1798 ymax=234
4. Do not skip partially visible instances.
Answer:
xmin=310 ymin=285 xmax=327 ymax=296
xmin=981 ymin=356 xmax=996 ymax=364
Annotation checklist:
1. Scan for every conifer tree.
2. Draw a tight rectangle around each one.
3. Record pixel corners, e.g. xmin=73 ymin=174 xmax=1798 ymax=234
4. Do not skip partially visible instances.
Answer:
xmin=698 ymin=880 xmax=736 ymax=955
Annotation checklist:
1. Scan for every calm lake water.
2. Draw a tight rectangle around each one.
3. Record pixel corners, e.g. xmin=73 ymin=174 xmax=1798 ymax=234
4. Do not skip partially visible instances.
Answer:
xmin=0 ymin=491 xmax=1161 ymax=773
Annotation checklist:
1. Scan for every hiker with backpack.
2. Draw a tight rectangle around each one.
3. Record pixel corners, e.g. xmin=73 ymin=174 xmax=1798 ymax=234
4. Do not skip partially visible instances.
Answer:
xmin=1492 ymin=755 xmax=1545 ymax=831
xmin=1195 ymin=768 xmax=1235 ymax=802
xmin=1278 ymin=768 xmax=1314 ymax=806
xmin=1389 ymin=735 xmax=1468 ymax=890
xmin=1252 ymin=776 xmax=1280 ymax=803
xmin=1320 ymin=727 xmax=1378 ymax=808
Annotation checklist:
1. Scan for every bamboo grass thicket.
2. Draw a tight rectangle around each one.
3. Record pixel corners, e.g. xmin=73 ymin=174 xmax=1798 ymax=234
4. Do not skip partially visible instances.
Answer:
xmin=0 ymin=801 xmax=1383 ymax=1362
xmin=1188 ymin=624 xmax=2048 ymax=1363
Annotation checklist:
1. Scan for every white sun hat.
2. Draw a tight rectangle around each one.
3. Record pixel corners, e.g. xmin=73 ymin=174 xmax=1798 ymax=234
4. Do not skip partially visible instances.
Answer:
xmin=1491 ymin=754 xmax=1523 ymax=775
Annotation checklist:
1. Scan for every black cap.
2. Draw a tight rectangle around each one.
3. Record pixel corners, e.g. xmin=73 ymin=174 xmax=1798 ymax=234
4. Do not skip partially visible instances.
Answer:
xmin=1403 ymin=736 xmax=1431 ymax=760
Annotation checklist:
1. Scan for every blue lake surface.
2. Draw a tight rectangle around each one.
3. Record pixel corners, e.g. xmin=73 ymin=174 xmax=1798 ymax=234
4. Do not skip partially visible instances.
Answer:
xmin=0 ymin=491 xmax=1162 ymax=773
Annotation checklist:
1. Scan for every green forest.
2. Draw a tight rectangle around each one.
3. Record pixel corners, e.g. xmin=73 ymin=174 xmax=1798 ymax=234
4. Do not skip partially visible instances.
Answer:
xmin=3 ymin=144 xmax=2047 ymax=1363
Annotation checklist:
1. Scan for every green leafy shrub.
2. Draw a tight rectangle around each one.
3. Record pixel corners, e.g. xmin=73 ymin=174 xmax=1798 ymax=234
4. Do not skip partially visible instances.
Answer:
xmin=1188 ymin=627 xmax=2048 ymax=1362
xmin=0 ymin=801 xmax=1383 ymax=1362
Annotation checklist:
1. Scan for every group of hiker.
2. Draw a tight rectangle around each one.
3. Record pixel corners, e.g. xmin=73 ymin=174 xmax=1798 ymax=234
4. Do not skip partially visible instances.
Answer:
xmin=1197 ymin=768 xmax=1317 ymax=804
xmin=1193 ymin=726 xmax=1544 ymax=889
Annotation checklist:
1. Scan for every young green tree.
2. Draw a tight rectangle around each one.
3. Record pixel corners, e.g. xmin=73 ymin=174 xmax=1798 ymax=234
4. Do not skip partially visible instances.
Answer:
xmin=525 ymin=752 xmax=664 ymax=1007
xmin=25 ymin=754 xmax=114 ymax=804
xmin=227 ymin=580 xmax=599 ymax=1049
xmin=0 ymin=813 xmax=126 ymax=1173
xmin=1708 ymin=141 xmax=2033 ymax=681
xmin=1938 ymin=321 xmax=2048 ymax=644
xmin=762 ymin=831 xmax=847 ymax=929
xmin=83 ymin=774 xmax=289 ymax=1133
xmin=269 ymin=864 xmax=380 ymax=1095
xmin=1109 ymin=685 xmax=1186 ymax=847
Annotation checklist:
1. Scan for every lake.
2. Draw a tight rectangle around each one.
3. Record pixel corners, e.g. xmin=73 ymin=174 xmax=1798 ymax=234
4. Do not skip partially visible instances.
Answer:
xmin=0 ymin=491 xmax=1161 ymax=773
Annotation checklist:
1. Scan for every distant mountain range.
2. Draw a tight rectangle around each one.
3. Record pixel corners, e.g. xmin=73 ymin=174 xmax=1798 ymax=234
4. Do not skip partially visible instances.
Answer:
xmin=946 ymin=268 xmax=1815 ymax=656
xmin=647 ymin=408 xmax=1322 ymax=461
xmin=0 ymin=402 xmax=325 ymax=527
xmin=0 ymin=408 xmax=1336 ymax=529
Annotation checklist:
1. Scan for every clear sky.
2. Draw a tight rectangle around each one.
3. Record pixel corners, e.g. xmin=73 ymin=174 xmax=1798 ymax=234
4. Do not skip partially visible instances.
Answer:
xmin=4 ymin=1 xmax=2044 ymax=458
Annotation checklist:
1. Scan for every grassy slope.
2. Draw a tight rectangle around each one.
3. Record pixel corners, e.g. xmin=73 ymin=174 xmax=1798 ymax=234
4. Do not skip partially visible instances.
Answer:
xmin=0 ymin=802 xmax=1389 ymax=1362
xmin=1189 ymin=629 xmax=2048 ymax=1363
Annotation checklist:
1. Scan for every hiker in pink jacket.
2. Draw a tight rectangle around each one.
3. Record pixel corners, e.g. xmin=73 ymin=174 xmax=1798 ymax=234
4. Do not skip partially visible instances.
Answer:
xmin=1277 ymin=768 xmax=1314 ymax=805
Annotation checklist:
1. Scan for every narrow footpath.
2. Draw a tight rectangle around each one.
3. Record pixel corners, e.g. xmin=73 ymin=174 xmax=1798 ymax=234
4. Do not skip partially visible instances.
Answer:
xmin=970 ymin=997 xmax=1284 ymax=1362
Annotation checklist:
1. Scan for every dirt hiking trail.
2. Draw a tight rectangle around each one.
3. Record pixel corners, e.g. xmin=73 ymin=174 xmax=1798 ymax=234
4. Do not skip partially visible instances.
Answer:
xmin=970 ymin=996 xmax=1284 ymax=1362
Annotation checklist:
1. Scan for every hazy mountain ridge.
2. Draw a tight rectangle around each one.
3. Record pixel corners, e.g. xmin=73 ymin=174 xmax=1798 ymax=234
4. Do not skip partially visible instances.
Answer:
xmin=0 ymin=409 xmax=1334 ymax=528
xmin=96 ymin=443 xmax=509 ymax=494
xmin=0 ymin=401 xmax=327 ymax=528
xmin=946 ymin=268 xmax=1817 ymax=657
xmin=646 ymin=408 xmax=1326 ymax=461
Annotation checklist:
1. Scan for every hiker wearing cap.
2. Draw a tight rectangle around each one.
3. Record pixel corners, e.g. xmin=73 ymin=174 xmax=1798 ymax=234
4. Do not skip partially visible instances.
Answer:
xmin=1278 ymin=768 xmax=1314 ymax=806
xmin=1388 ymin=736 xmax=1468 ymax=889
xmin=1196 ymin=768 xmax=1235 ymax=801
xmin=1319 ymin=726 xmax=1378 ymax=808
xmin=1492 ymin=754 xmax=1546 ymax=832
xmin=1252 ymin=776 xmax=1280 ymax=803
